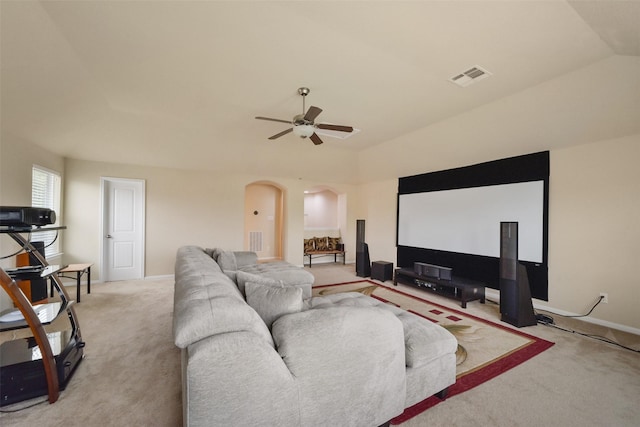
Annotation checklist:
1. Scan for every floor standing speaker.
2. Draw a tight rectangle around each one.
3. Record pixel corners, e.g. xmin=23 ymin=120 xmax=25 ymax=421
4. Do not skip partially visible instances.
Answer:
xmin=355 ymin=220 xmax=370 ymax=277
xmin=500 ymin=222 xmax=537 ymax=327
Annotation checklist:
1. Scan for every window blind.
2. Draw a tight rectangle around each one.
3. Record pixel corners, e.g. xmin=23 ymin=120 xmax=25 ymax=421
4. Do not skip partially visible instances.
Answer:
xmin=31 ymin=166 xmax=61 ymax=258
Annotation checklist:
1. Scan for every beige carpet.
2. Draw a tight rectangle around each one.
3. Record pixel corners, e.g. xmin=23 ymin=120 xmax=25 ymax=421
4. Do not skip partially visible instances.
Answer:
xmin=0 ymin=277 xmax=182 ymax=426
xmin=1 ymin=265 xmax=639 ymax=426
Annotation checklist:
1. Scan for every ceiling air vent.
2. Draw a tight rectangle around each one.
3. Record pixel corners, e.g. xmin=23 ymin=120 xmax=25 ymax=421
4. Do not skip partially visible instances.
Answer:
xmin=449 ymin=65 xmax=492 ymax=87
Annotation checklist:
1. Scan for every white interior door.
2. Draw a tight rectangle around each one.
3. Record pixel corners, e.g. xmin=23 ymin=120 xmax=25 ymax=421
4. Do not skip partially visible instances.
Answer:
xmin=101 ymin=178 xmax=145 ymax=281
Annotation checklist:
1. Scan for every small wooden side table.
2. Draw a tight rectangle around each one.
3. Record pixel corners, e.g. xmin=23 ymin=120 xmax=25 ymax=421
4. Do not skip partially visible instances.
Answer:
xmin=56 ymin=263 xmax=93 ymax=303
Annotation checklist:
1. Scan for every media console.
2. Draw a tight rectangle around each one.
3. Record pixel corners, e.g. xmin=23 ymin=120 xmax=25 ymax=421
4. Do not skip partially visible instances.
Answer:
xmin=393 ymin=268 xmax=486 ymax=308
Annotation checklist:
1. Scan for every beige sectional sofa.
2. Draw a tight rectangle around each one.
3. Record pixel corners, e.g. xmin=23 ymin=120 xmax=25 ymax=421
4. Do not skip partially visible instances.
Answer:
xmin=173 ymin=245 xmax=457 ymax=426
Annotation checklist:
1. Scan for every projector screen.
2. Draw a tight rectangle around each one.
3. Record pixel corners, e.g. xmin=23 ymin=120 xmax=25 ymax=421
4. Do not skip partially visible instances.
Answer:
xmin=396 ymin=151 xmax=549 ymax=300
xmin=397 ymin=181 xmax=544 ymax=263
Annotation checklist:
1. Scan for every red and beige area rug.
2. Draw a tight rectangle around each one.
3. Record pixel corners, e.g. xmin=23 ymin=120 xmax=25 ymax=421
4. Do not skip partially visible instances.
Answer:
xmin=312 ymin=280 xmax=554 ymax=424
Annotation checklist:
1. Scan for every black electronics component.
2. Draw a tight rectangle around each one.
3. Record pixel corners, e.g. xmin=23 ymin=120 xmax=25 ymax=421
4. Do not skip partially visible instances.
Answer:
xmin=0 ymin=331 xmax=84 ymax=406
xmin=0 ymin=206 xmax=56 ymax=228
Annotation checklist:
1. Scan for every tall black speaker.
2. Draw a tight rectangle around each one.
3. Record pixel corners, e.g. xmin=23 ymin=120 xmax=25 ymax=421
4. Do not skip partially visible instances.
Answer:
xmin=500 ymin=222 xmax=537 ymax=327
xmin=356 ymin=219 xmax=365 ymax=248
xmin=355 ymin=220 xmax=370 ymax=277
xmin=28 ymin=241 xmax=48 ymax=302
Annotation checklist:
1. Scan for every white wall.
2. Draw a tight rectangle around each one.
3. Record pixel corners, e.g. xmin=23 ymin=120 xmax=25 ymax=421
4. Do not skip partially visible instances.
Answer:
xmin=304 ymin=190 xmax=338 ymax=229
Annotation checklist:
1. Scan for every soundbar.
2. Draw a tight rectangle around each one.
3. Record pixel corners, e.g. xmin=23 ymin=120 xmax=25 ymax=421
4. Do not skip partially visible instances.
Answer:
xmin=0 ymin=206 xmax=56 ymax=228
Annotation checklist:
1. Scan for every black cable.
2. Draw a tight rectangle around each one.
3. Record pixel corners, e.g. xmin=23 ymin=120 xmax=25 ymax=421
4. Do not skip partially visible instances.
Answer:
xmin=0 ymin=246 xmax=26 ymax=260
xmin=489 ymin=296 xmax=636 ymax=353
xmin=0 ymin=232 xmax=32 ymax=260
xmin=541 ymin=321 xmax=639 ymax=353
xmin=42 ymin=230 xmax=59 ymax=250
xmin=536 ymin=295 xmax=603 ymax=319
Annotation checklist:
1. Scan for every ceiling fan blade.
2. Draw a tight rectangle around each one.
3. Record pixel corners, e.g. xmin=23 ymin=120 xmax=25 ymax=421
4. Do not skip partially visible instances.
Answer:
xmin=256 ymin=116 xmax=292 ymax=125
xmin=303 ymin=106 xmax=323 ymax=122
xmin=316 ymin=124 xmax=354 ymax=133
xmin=310 ymin=133 xmax=323 ymax=145
xmin=268 ymin=128 xmax=293 ymax=140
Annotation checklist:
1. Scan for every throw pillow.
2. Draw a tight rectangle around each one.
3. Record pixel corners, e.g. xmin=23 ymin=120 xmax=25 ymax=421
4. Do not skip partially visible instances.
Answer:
xmin=327 ymin=237 xmax=341 ymax=250
xmin=303 ymin=239 xmax=315 ymax=253
xmin=245 ymin=282 xmax=303 ymax=329
xmin=314 ymin=236 xmax=329 ymax=251
xmin=235 ymin=270 xmax=283 ymax=297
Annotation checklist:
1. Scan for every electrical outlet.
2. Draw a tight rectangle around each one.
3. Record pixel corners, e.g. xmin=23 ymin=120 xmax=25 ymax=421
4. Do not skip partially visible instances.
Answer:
xmin=599 ymin=292 xmax=608 ymax=304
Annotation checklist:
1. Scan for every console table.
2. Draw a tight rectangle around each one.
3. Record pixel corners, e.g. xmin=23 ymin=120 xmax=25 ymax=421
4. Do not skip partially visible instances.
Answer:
xmin=394 ymin=268 xmax=486 ymax=308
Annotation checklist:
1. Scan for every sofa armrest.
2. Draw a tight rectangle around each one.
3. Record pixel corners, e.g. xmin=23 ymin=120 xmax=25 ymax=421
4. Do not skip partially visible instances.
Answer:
xmin=272 ymin=306 xmax=407 ymax=426
xmin=184 ymin=332 xmax=299 ymax=426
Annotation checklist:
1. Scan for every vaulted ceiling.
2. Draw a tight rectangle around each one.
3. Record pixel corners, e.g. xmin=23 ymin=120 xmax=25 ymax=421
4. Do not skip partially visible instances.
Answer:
xmin=2 ymin=1 xmax=639 ymax=183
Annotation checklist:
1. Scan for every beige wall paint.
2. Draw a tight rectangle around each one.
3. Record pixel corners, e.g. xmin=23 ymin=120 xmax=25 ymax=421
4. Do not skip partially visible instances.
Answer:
xmin=358 ymin=134 xmax=640 ymax=331
xmin=356 ymin=179 xmax=398 ymax=265
xmin=0 ymin=134 xmax=65 ymax=208
xmin=548 ymin=134 xmax=639 ymax=329
xmin=62 ymin=158 xmax=334 ymax=279
xmin=0 ymin=135 xmax=65 ymax=309
xmin=0 ymin=135 xmax=65 ymax=264
xmin=244 ymin=183 xmax=281 ymax=259
xmin=304 ymin=190 xmax=338 ymax=229
xmin=357 ymin=56 xmax=640 ymax=184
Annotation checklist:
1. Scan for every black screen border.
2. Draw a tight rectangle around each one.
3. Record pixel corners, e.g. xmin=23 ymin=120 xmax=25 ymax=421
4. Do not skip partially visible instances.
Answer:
xmin=396 ymin=151 xmax=549 ymax=300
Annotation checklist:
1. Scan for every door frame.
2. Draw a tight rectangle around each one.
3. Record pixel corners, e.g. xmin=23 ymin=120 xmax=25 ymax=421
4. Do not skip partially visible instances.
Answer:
xmin=99 ymin=177 xmax=146 ymax=281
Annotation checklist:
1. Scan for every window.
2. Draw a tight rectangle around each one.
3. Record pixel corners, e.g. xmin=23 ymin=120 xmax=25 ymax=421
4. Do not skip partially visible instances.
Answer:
xmin=32 ymin=166 xmax=61 ymax=258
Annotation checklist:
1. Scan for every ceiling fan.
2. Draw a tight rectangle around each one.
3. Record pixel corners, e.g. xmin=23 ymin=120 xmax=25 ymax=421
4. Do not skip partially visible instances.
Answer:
xmin=255 ymin=87 xmax=354 ymax=145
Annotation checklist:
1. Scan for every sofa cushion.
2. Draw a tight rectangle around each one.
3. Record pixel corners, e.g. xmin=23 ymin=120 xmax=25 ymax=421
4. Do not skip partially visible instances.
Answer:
xmin=306 ymin=292 xmax=457 ymax=368
xmin=245 ymin=282 xmax=303 ymax=329
xmin=175 ymin=246 xmax=223 ymax=278
xmin=217 ymin=251 xmax=238 ymax=271
xmin=173 ymin=293 xmax=274 ymax=349
xmin=236 ymin=271 xmax=283 ymax=296
xmin=204 ymin=247 xmax=223 ymax=262
xmin=237 ymin=262 xmax=314 ymax=299
xmin=217 ymin=251 xmax=259 ymax=272
xmin=234 ymin=251 xmax=259 ymax=268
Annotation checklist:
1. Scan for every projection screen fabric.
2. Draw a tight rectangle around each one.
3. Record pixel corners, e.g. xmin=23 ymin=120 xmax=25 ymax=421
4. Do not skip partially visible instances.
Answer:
xmin=397 ymin=180 xmax=544 ymax=263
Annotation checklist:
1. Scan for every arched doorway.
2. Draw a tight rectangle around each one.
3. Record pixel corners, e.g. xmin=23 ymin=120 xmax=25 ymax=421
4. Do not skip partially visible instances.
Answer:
xmin=244 ymin=182 xmax=284 ymax=260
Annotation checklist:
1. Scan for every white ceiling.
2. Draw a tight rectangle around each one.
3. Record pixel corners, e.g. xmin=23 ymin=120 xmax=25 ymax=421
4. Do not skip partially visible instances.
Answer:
xmin=1 ymin=1 xmax=639 ymax=182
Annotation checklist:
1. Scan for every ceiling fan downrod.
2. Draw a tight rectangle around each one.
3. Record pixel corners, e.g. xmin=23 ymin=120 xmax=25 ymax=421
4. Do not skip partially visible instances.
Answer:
xmin=298 ymin=87 xmax=310 ymax=115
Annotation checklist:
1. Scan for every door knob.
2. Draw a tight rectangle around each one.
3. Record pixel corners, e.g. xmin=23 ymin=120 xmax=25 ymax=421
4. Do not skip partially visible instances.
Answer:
xmin=106 ymin=234 xmax=113 ymax=238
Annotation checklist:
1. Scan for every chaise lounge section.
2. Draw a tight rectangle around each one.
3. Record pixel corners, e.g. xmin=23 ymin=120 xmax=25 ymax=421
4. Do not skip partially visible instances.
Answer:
xmin=173 ymin=245 xmax=457 ymax=426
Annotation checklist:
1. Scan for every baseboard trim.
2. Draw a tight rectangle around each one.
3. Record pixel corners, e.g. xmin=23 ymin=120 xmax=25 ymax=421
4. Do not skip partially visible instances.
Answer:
xmin=485 ymin=288 xmax=639 ymax=336
xmin=144 ymin=274 xmax=174 ymax=280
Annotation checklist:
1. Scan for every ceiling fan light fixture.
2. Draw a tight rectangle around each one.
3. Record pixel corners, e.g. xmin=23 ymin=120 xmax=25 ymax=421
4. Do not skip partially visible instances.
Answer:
xmin=292 ymin=124 xmax=315 ymax=138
